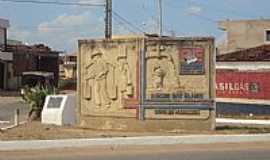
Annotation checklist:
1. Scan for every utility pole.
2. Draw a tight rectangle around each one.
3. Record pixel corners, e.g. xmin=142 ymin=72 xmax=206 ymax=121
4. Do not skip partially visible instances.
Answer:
xmin=105 ymin=0 xmax=112 ymax=39
xmin=158 ymin=0 xmax=163 ymax=37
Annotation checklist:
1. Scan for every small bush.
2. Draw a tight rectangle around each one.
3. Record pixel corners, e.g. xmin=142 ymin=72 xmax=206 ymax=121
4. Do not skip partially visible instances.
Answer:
xmin=22 ymin=85 xmax=55 ymax=121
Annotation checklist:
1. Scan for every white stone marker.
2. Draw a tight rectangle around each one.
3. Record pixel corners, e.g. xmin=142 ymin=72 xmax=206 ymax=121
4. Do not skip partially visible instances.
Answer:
xmin=42 ymin=94 xmax=76 ymax=126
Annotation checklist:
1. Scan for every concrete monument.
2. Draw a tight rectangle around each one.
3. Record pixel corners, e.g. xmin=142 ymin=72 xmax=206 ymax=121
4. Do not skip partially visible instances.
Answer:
xmin=42 ymin=94 xmax=76 ymax=126
xmin=78 ymin=36 xmax=215 ymax=131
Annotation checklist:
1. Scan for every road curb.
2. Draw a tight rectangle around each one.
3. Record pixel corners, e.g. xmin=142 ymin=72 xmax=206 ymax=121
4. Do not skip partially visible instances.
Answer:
xmin=1 ymin=134 xmax=270 ymax=151
xmin=1 ymin=121 xmax=27 ymax=131
xmin=217 ymin=118 xmax=270 ymax=125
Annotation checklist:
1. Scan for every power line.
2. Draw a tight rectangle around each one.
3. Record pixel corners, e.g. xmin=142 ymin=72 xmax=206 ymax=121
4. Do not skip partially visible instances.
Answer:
xmin=0 ymin=0 xmax=105 ymax=7
xmin=112 ymin=11 xmax=145 ymax=34
xmin=112 ymin=15 xmax=137 ymax=34
xmin=2 ymin=0 xmax=143 ymax=36
xmin=12 ymin=24 xmax=97 ymax=29
xmin=163 ymin=1 xmax=217 ymax=37
xmin=190 ymin=13 xmax=217 ymax=24
xmin=139 ymin=1 xmax=178 ymax=37
xmin=8 ymin=14 xmax=141 ymax=35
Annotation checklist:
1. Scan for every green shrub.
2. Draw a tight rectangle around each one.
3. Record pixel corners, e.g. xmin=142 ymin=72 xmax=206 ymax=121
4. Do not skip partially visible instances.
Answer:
xmin=22 ymin=85 xmax=55 ymax=120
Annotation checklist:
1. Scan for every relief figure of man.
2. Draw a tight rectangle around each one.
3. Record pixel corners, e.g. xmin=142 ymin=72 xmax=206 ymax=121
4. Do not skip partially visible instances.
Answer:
xmin=85 ymin=51 xmax=111 ymax=108
xmin=117 ymin=56 xmax=133 ymax=98
xmin=152 ymin=65 xmax=166 ymax=90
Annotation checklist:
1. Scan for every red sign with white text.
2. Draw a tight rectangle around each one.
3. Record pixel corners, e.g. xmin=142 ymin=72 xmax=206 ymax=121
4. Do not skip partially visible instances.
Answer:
xmin=216 ymin=70 xmax=270 ymax=100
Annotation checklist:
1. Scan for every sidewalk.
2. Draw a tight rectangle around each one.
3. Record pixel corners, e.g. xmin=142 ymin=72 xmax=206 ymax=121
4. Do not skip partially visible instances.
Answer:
xmin=0 ymin=96 xmax=28 ymax=128
xmin=217 ymin=118 xmax=270 ymax=125
xmin=0 ymin=133 xmax=270 ymax=151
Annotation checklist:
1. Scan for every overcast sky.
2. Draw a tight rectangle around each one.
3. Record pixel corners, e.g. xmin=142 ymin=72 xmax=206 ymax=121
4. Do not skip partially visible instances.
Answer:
xmin=0 ymin=0 xmax=269 ymax=53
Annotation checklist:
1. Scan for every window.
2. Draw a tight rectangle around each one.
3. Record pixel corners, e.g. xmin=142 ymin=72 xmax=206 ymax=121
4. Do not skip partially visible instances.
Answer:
xmin=266 ymin=30 xmax=270 ymax=42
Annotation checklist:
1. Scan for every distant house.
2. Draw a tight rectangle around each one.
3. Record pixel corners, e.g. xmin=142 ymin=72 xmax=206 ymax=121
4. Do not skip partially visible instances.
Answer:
xmin=216 ymin=44 xmax=270 ymax=116
xmin=5 ymin=44 xmax=60 ymax=90
xmin=218 ymin=19 xmax=270 ymax=55
xmin=59 ymin=54 xmax=77 ymax=80
xmin=0 ymin=18 xmax=9 ymax=51
xmin=1 ymin=19 xmax=60 ymax=90
xmin=0 ymin=18 xmax=12 ymax=90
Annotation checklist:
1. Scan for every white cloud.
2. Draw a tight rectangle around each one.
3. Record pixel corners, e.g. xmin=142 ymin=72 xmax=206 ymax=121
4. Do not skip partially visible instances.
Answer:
xmin=8 ymin=11 xmax=104 ymax=53
xmin=8 ymin=27 xmax=31 ymax=42
xmin=185 ymin=5 xmax=202 ymax=15
xmin=38 ymin=12 xmax=104 ymax=52
xmin=38 ymin=13 xmax=91 ymax=33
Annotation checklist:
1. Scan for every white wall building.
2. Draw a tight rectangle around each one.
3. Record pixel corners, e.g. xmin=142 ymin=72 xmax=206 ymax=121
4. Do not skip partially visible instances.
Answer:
xmin=218 ymin=19 xmax=270 ymax=55
xmin=0 ymin=18 xmax=12 ymax=90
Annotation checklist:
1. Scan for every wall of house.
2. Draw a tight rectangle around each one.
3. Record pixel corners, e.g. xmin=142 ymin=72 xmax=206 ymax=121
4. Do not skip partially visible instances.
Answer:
xmin=218 ymin=20 xmax=270 ymax=54
xmin=78 ymin=36 xmax=216 ymax=131
xmin=0 ymin=60 xmax=17 ymax=90
xmin=62 ymin=65 xmax=76 ymax=79
xmin=59 ymin=55 xmax=77 ymax=80
xmin=0 ymin=18 xmax=9 ymax=51
xmin=0 ymin=28 xmax=5 ymax=48
xmin=6 ymin=50 xmax=59 ymax=90
xmin=39 ymin=55 xmax=59 ymax=86
xmin=6 ymin=63 xmax=20 ymax=90
xmin=0 ymin=60 xmax=5 ymax=89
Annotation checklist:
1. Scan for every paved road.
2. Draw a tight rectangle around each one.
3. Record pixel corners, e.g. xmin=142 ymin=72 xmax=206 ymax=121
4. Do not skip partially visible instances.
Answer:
xmin=0 ymin=97 xmax=28 ymax=127
xmin=1 ymin=142 xmax=270 ymax=160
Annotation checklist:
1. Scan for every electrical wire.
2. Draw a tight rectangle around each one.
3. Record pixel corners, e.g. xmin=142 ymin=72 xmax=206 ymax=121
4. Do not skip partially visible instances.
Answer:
xmin=0 ymin=0 xmax=105 ymax=7
xmin=191 ymin=13 xmax=217 ymax=24
xmin=112 ymin=11 xmax=145 ymax=34
xmin=1 ymin=0 xmax=143 ymax=34
xmin=112 ymin=15 xmax=137 ymax=34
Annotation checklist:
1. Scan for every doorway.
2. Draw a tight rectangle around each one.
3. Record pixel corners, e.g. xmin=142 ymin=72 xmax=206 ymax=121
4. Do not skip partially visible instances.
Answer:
xmin=0 ymin=62 xmax=4 ymax=89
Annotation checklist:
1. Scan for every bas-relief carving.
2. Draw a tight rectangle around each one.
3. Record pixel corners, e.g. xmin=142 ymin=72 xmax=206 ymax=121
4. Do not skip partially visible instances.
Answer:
xmin=85 ymin=51 xmax=112 ymax=109
xmin=82 ymin=44 xmax=136 ymax=116
xmin=145 ymin=44 xmax=208 ymax=100
xmin=80 ymin=41 xmax=210 ymax=117
xmin=178 ymin=45 xmax=210 ymax=97
xmin=146 ymin=45 xmax=181 ymax=95
xmin=152 ymin=65 xmax=166 ymax=90
xmin=117 ymin=46 xmax=133 ymax=99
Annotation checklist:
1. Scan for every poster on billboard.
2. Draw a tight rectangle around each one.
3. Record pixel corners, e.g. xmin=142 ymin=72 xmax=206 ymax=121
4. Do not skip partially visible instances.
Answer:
xmin=179 ymin=47 xmax=205 ymax=75
xmin=216 ymin=71 xmax=270 ymax=100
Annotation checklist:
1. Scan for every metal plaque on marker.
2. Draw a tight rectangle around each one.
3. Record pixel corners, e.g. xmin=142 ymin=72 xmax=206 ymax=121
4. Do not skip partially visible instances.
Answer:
xmin=47 ymin=97 xmax=63 ymax=108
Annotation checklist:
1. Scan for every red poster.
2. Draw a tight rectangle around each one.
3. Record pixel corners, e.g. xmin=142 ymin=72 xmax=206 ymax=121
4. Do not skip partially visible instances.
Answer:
xmin=179 ymin=48 xmax=205 ymax=75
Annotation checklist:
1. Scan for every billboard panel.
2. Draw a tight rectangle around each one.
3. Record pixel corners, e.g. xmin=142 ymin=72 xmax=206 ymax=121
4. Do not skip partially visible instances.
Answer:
xmin=216 ymin=70 xmax=270 ymax=100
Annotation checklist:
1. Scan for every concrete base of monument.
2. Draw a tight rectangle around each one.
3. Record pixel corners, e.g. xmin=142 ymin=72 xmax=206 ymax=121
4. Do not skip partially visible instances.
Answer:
xmin=79 ymin=111 xmax=216 ymax=132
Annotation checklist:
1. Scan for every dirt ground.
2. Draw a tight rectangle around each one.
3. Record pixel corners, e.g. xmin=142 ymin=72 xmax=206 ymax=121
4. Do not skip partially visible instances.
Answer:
xmin=1 ymin=93 xmax=270 ymax=141
xmin=1 ymin=121 xmax=270 ymax=141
